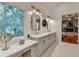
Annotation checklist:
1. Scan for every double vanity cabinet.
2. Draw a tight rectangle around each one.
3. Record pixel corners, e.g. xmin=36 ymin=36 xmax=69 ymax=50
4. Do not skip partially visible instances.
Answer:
xmin=0 ymin=32 xmax=56 ymax=57
xmin=30 ymin=32 xmax=56 ymax=57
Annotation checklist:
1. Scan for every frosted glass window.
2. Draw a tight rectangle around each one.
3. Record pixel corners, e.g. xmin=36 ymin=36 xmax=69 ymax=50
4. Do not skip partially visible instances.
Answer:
xmin=0 ymin=3 xmax=24 ymax=37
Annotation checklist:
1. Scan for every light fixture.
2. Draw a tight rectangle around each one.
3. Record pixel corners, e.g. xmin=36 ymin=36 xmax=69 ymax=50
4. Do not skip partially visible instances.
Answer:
xmin=36 ymin=8 xmax=40 ymax=13
xmin=31 ymin=5 xmax=36 ymax=10
xmin=31 ymin=5 xmax=41 ymax=13
xmin=68 ymin=17 xmax=71 ymax=20
xmin=47 ymin=15 xmax=52 ymax=19
xmin=46 ymin=15 xmax=52 ymax=21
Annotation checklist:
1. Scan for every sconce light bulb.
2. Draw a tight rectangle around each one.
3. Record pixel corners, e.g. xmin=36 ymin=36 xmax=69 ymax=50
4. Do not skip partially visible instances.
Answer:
xmin=33 ymin=9 xmax=36 ymax=12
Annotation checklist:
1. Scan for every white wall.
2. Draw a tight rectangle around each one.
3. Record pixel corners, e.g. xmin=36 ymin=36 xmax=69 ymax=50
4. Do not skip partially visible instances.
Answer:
xmin=53 ymin=3 xmax=79 ymax=43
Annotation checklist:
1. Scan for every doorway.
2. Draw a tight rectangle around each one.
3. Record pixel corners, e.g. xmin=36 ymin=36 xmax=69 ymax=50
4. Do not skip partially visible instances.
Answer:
xmin=62 ymin=13 xmax=78 ymax=44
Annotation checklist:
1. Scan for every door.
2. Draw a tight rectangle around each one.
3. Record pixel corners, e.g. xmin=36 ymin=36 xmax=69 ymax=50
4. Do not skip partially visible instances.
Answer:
xmin=62 ymin=13 xmax=78 ymax=44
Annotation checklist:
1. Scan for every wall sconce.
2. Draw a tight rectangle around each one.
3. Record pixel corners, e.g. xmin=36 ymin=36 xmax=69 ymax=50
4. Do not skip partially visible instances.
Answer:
xmin=31 ymin=5 xmax=41 ymax=13
xmin=47 ymin=15 xmax=52 ymax=19
xmin=36 ymin=8 xmax=41 ymax=13
xmin=31 ymin=5 xmax=36 ymax=11
xmin=46 ymin=15 xmax=52 ymax=21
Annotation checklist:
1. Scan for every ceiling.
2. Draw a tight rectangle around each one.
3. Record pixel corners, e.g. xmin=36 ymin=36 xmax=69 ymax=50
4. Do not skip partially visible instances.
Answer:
xmin=6 ymin=2 xmax=62 ymax=17
xmin=4 ymin=2 xmax=79 ymax=18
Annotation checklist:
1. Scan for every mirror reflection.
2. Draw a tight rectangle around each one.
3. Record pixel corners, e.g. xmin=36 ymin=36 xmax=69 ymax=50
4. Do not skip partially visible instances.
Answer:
xmin=31 ymin=13 xmax=40 ymax=31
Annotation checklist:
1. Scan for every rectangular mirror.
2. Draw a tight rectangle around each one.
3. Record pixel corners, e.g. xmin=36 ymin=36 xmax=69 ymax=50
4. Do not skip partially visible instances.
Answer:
xmin=31 ymin=13 xmax=40 ymax=31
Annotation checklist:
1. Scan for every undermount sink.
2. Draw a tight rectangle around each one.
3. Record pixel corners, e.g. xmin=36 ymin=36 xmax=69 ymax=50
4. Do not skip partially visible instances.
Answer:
xmin=34 ymin=32 xmax=45 ymax=35
xmin=31 ymin=31 xmax=48 ymax=36
xmin=0 ymin=43 xmax=16 ymax=51
xmin=30 ymin=31 xmax=53 ymax=38
xmin=0 ymin=39 xmax=20 ymax=50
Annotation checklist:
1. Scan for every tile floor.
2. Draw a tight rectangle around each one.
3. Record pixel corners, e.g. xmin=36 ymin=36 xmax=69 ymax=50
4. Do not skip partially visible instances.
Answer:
xmin=42 ymin=42 xmax=79 ymax=57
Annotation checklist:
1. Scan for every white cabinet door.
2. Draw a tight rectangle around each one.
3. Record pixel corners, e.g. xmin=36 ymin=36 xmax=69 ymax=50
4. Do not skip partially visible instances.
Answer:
xmin=31 ymin=43 xmax=39 ymax=57
xmin=38 ymin=39 xmax=44 ymax=56
xmin=49 ymin=33 xmax=56 ymax=45
xmin=31 ymin=39 xmax=44 ymax=57
xmin=43 ymin=36 xmax=50 ymax=51
xmin=30 ymin=33 xmax=56 ymax=57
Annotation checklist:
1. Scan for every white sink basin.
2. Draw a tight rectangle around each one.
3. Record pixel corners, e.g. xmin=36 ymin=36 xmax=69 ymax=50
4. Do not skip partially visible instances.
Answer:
xmin=30 ymin=31 xmax=53 ymax=38
xmin=31 ymin=31 xmax=50 ymax=35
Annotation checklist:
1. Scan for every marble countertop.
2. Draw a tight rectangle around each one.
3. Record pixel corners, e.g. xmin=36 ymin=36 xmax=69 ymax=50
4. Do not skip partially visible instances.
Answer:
xmin=0 ymin=39 xmax=38 ymax=57
xmin=30 ymin=32 xmax=56 ymax=38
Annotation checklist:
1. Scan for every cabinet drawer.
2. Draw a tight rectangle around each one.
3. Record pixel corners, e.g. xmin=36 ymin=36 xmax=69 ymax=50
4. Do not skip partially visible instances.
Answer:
xmin=50 ymin=34 xmax=55 ymax=43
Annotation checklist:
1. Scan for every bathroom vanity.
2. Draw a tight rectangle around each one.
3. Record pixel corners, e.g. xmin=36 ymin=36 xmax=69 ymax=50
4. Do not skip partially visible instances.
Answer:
xmin=0 ymin=39 xmax=38 ymax=57
xmin=0 ymin=32 xmax=56 ymax=57
xmin=30 ymin=32 xmax=56 ymax=57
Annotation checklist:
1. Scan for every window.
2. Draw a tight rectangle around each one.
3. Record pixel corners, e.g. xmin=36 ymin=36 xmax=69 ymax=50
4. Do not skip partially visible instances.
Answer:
xmin=0 ymin=3 xmax=24 ymax=37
